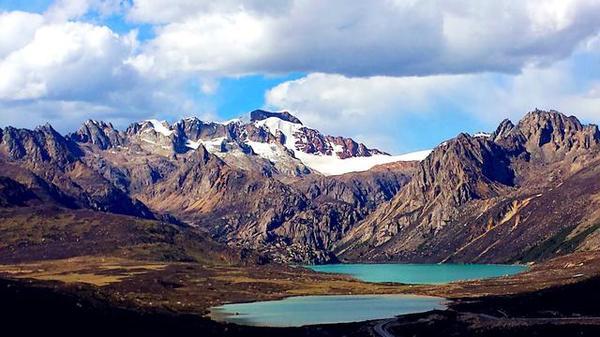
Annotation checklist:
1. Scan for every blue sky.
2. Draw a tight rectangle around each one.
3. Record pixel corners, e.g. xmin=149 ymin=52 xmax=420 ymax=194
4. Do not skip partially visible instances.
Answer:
xmin=1 ymin=1 xmax=599 ymax=153
xmin=208 ymin=73 xmax=306 ymax=121
xmin=0 ymin=0 xmax=52 ymax=12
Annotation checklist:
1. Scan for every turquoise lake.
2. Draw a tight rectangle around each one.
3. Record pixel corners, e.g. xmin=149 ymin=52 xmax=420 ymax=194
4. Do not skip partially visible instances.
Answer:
xmin=209 ymin=294 xmax=445 ymax=327
xmin=209 ymin=264 xmax=527 ymax=327
xmin=306 ymin=263 xmax=528 ymax=284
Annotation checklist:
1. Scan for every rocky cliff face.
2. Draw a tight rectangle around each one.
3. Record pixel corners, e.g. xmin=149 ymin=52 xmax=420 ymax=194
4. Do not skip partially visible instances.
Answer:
xmin=2 ymin=124 xmax=80 ymax=167
xmin=0 ymin=125 xmax=154 ymax=219
xmin=337 ymin=109 xmax=600 ymax=263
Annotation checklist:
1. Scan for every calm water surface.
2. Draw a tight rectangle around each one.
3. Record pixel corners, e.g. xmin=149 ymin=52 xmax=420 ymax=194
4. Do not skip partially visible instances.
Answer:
xmin=306 ymin=263 xmax=528 ymax=284
xmin=210 ymin=294 xmax=445 ymax=327
xmin=209 ymin=264 xmax=527 ymax=327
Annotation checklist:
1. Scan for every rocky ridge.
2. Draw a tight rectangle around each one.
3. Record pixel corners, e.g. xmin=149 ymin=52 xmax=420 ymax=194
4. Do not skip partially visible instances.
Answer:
xmin=1 ymin=109 xmax=600 ymax=264
xmin=337 ymin=109 xmax=600 ymax=263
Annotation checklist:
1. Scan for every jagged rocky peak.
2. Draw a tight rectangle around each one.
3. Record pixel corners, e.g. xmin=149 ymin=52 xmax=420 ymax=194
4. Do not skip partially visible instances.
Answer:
xmin=173 ymin=117 xmax=232 ymax=142
xmin=327 ymin=135 xmax=387 ymax=158
xmin=1 ymin=123 xmax=79 ymax=164
xmin=126 ymin=119 xmax=174 ymax=137
xmin=250 ymin=109 xmax=303 ymax=124
xmin=491 ymin=109 xmax=600 ymax=162
xmin=339 ymin=108 xmax=600 ymax=263
xmin=517 ymin=109 xmax=600 ymax=154
xmin=249 ymin=110 xmax=387 ymax=158
xmin=361 ymin=109 xmax=600 ymax=230
xmin=69 ymin=119 xmax=124 ymax=150
xmin=492 ymin=119 xmax=516 ymax=141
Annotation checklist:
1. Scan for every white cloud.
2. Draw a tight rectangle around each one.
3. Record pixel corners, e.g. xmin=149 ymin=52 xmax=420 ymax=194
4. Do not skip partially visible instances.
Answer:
xmin=0 ymin=11 xmax=45 ymax=58
xmin=129 ymin=0 xmax=600 ymax=77
xmin=266 ymin=73 xmax=468 ymax=123
xmin=0 ymin=21 xmax=136 ymax=100
xmin=45 ymin=0 xmax=93 ymax=21
xmin=127 ymin=0 xmax=291 ymax=24
xmin=0 ymin=99 xmax=118 ymax=131
xmin=265 ymin=73 xmax=476 ymax=151
xmin=200 ymin=78 xmax=219 ymax=95
xmin=131 ymin=11 xmax=268 ymax=78
xmin=0 ymin=76 xmax=215 ymax=133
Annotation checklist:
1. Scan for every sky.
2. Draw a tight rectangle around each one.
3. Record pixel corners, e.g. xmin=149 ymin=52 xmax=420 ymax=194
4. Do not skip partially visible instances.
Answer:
xmin=0 ymin=1 xmax=600 ymax=153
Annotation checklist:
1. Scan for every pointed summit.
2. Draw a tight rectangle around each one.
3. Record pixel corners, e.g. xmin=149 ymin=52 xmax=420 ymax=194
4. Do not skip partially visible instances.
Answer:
xmin=70 ymin=119 xmax=124 ymax=150
xmin=492 ymin=119 xmax=515 ymax=141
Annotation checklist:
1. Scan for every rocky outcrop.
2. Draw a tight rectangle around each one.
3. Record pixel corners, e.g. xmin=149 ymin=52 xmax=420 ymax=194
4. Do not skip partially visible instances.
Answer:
xmin=288 ymin=126 xmax=387 ymax=158
xmin=326 ymin=135 xmax=387 ymax=158
xmin=494 ymin=109 xmax=600 ymax=162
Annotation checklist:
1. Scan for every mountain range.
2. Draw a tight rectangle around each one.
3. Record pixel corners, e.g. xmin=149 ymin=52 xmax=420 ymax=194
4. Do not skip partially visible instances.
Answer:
xmin=1 ymin=109 xmax=599 ymax=264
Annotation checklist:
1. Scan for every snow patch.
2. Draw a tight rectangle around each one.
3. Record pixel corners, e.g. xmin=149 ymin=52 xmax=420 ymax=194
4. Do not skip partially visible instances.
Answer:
xmin=185 ymin=137 xmax=226 ymax=152
xmin=185 ymin=139 xmax=201 ymax=150
xmin=246 ymin=141 xmax=287 ymax=163
xmin=294 ymin=150 xmax=431 ymax=176
xmin=332 ymin=143 xmax=344 ymax=154
xmin=146 ymin=119 xmax=173 ymax=137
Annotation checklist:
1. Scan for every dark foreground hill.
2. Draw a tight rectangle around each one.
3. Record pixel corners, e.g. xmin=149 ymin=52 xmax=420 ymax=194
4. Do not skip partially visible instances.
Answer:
xmin=2 ymin=270 xmax=600 ymax=337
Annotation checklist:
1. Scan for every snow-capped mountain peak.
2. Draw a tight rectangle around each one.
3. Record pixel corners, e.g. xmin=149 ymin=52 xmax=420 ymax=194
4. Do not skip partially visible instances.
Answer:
xmin=74 ymin=110 xmax=430 ymax=176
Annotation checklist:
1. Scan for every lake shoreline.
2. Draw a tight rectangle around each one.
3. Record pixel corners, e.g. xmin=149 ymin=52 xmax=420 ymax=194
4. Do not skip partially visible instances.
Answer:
xmin=208 ymin=294 xmax=447 ymax=327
